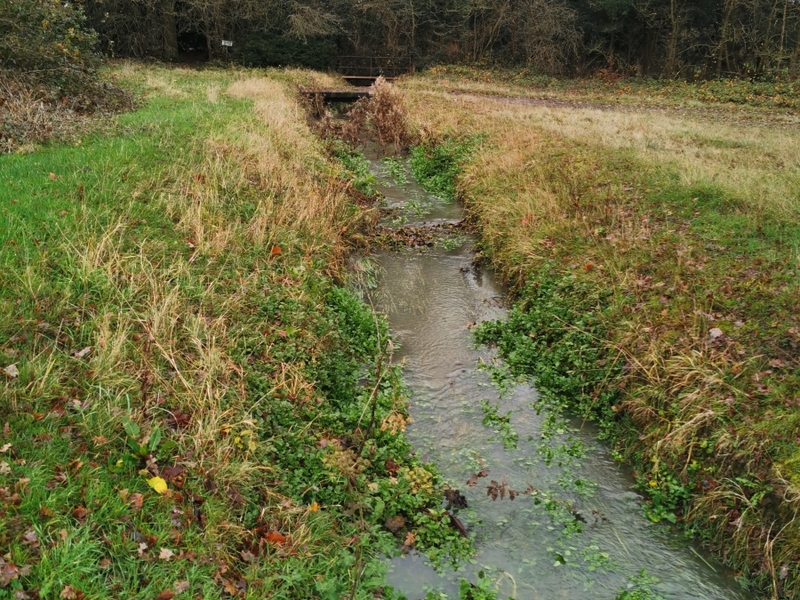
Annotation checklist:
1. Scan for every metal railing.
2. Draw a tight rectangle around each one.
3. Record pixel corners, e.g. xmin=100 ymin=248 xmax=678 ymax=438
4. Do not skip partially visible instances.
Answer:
xmin=336 ymin=56 xmax=412 ymax=78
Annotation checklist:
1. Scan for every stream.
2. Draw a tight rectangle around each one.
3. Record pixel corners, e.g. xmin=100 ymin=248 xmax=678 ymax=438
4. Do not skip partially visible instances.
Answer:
xmin=360 ymin=150 xmax=752 ymax=600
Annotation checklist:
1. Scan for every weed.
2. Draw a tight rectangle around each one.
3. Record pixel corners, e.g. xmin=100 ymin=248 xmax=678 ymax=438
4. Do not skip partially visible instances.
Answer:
xmin=410 ymin=137 xmax=477 ymax=203
xmin=329 ymin=140 xmax=380 ymax=197
xmin=438 ymin=235 xmax=465 ymax=251
xmin=480 ymin=401 xmax=519 ymax=450
xmin=382 ymin=156 xmax=409 ymax=185
xmin=421 ymin=571 xmax=510 ymax=600
xmin=614 ymin=569 xmax=665 ymax=600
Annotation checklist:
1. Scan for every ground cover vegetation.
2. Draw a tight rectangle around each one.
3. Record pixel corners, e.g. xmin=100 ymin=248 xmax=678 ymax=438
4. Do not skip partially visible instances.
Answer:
xmin=398 ymin=76 xmax=800 ymax=597
xmin=0 ymin=64 xmax=475 ymax=598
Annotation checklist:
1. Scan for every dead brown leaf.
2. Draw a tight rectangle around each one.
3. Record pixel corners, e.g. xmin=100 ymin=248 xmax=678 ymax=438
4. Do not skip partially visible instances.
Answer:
xmin=21 ymin=530 xmax=38 ymax=548
xmin=0 ymin=559 xmax=19 ymax=587
xmin=129 ymin=493 xmax=144 ymax=510
xmin=174 ymin=581 xmax=190 ymax=594
xmin=158 ymin=548 xmax=174 ymax=561
xmin=59 ymin=586 xmax=76 ymax=599
xmin=466 ymin=468 xmax=489 ymax=487
xmin=71 ymin=506 xmax=88 ymax=523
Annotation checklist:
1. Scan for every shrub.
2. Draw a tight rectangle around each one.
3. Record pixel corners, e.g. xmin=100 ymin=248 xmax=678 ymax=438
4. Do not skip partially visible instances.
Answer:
xmin=0 ymin=0 xmax=133 ymax=152
xmin=0 ymin=0 xmax=100 ymax=97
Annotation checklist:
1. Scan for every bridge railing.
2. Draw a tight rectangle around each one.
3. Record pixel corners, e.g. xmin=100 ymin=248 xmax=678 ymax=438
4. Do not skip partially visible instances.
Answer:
xmin=336 ymin=56 xmax=412 ymax=78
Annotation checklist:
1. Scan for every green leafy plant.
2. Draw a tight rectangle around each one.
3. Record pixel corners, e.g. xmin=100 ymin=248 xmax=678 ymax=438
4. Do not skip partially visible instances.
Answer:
xmin=330 ymin=141 xmax=380 ymax=196
xmin=410 ymin=136 xmax=478 ymax=202
xmin=615 ymin=569 xmax=665 ymax=600
xmin=480 ymin=401 xmax=518 ymax=449
xmin=382 ymin=156 xmax=409 ymax=184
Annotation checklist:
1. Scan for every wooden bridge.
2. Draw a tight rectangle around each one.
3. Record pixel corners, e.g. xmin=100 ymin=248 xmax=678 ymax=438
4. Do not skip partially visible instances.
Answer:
xmin=300 ymin=56 xmax=413 ymax=103
xmin=336 ymin=56 xmax=412 ymax=85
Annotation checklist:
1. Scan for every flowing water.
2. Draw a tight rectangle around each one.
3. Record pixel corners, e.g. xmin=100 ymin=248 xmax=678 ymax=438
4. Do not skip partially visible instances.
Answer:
xmin=362 ymin=152 xmax=752 ymax=600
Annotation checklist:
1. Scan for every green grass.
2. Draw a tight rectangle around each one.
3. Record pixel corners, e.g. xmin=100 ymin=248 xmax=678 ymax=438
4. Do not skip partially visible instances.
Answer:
xmin=0 ymin=65 xmax=471 ymax=599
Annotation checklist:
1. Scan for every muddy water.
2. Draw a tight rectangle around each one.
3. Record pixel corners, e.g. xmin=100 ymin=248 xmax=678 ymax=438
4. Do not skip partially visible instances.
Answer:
xmin=364 ymin=155 xmax=751 ymax=599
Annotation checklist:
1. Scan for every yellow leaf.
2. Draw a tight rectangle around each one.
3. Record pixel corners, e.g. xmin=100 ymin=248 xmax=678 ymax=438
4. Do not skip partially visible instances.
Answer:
xmin=309 ymin=501 xmax=320 ymax=512
xmin=147 ymin=476 xmax=168 ymax=494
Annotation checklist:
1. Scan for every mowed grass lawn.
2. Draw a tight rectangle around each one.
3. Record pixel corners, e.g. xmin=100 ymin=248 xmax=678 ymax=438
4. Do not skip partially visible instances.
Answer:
xmin=400 ymin=71 xmax=800 ymax=597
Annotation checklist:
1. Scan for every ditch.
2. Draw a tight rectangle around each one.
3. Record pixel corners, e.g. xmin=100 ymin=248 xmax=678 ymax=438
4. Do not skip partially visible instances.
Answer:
xmin=356 ymin=148 xmax=752 ymax=600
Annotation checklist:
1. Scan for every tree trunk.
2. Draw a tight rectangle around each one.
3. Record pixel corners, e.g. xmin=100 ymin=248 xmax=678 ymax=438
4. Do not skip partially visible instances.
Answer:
xmin=161 ymin=0 xmax=178 ymax=61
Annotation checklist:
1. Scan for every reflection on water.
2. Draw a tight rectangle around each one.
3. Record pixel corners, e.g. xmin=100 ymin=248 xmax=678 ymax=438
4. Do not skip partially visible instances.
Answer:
xmin=365 ymin=156 xmax=750 ymax=599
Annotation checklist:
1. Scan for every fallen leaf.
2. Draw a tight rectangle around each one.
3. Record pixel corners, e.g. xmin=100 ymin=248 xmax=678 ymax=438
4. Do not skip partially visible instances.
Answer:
xmin=308 ymin=501 xmax=319 ymax=512
xmin=49 ymin=173 xmax=57 ymax=181
xmin=98 ymin=558 xmax=111 ymax=569
xmin=0 ymin=559 xmax=19 ymax=587
xmin=118 ymin=489 xmax=130 ymax=502
xmin=226 ymin=485 xmax=245 ymax=505
xmin=71 ymin=506 xmax=88 ymax=522
xmin=270 ymin=245 xmax=282 ymax=257
xmin=161 ymin=465 xmax=186 ymax=482
xmin=158 ymin=548 xmax=174 ymax=560
xmin=384 ymin=515 xmax=405 ymax=533
xmin=21 ymin=530 xmax=39 ymax=548
xmin=708 ymin=328 xmax=724 ymax=340
xmin=240 ymin=550 xmax=255 ymax=562
xmin=174 ymin=581 xmax=190 ymax=594
xmin=0 ymin=444 xmax=10 ymax=453
xmin=264 ymin=531 xmax=286 ymax=544
xmin=60 ymin=586 xmax=76 ymax=599
xmin=466 ymin=468 xmax=489 ymax=487
xmin=147 ymin=476 xmax=168 ymax=494
xmin=2 ymin=365 xmax=18 ymax=379
xmin=129 ymin=492 xmax=144 ymax=510
xmin=0 ymin=462 xmax=10 ymax=475
xmin=403 ymin=531 xmax=416 ymax=547
xmin=71 ymin=347 xmax=92 ymax=359
xmin=155 ymin=591 xmax=174 ymax=600
xmin=137 ymin=542 xmax=148 ymax=557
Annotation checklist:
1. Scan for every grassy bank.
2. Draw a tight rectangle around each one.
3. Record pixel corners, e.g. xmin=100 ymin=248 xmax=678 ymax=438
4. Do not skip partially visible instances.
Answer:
xmin=0 ymin=64 xmax=469 ymax=599
xmin=400 ymin=74 xmax=800 ymax=597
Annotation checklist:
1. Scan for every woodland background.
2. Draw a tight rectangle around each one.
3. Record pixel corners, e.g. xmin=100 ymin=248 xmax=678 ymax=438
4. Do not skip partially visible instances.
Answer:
xmin=3 ymin=0 xmax=800 ymax=80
